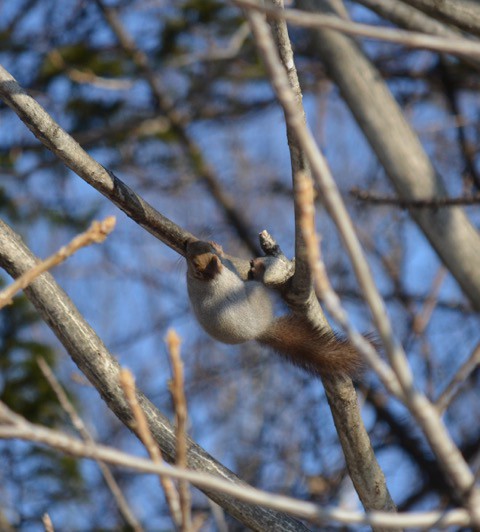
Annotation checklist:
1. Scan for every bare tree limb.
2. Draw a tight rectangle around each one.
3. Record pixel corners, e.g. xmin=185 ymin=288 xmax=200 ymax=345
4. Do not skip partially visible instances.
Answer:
xmin=267 ymin=0 xmax=318 ymax=314
xmin=42 ymin=513 xmax=54 ymax=532
xmin=399 ymin=0 xmax=480 ymax=38
xmin=244 ymin=6 xmax=399 ymax=526
xmin=350 ymin=187 xmax=480 ymax=207
xmin=120 ymin=369 xmax=182 ymax=529
xmin=235 ymin=0 xmax=480 ymax=57
xmin=0 ymin=218 xmax=308 ymax=532
xmin=354 ymin=0 xmax=480 ymax=70
xmin=0 ymin=402 xmax=473 ymax=530
xmin=166 ymin=330 xmax=193 ymax=532
xmin=0 ymin=65 xmax=194 ymax=256
xmin=435 ymin=342 xmax=480 ymax=414
xmin=297 ymin=0 xmax=480 ymax=311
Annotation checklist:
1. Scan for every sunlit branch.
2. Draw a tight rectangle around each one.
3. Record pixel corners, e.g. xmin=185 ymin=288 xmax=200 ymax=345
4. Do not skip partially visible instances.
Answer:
xmin=0 ymin=402 xmax=472 ymax=530
xmin=119 ymin=369 xmax=182 ymax=528
xmin=37 ymin=358 xmax=143 ymax=532
xmin=0 ymin=216 xmax=116 ymax=309
xmin=234 ymin=0 xmax=480 ymax=57
xmin=242 ymin=3 xmax=480 ymax=525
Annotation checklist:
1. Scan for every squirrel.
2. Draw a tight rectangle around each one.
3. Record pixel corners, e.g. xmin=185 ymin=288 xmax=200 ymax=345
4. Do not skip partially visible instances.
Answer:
xmin=186 ymin=240 xmax=363 ymax=378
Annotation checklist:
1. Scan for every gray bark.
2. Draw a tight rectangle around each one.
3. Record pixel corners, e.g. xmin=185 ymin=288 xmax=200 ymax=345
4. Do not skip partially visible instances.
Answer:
xmin=264 ymin=6 xmax=398 ymax=525
xmin=400 ymin=0 xmax=480 ymax=37
xmin=300 ymin=0 xmax=480 ymax=311
xmin=0 ymin=219 xmax=309 ymax=532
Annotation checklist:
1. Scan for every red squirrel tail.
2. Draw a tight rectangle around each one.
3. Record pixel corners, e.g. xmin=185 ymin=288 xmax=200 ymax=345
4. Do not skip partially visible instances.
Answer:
xmin=258 ymin=315 xmax=366 ymax=378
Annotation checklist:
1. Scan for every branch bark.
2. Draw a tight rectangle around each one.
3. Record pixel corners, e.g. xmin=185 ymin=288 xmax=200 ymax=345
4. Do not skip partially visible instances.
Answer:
xmin=400 ymin=0 xmax=480 ymax=37
xmin=0 ymin=65 xmax=193 ymax=257
xmin=298 ymin=0 xmax=480 ymax=311
xmin=244 ymin=6 xmax=398 ymax=527
xmin=0 ymin=218 xmax=308 ymax=532
xmin=354 ymin=0 xmax=480 ymax=70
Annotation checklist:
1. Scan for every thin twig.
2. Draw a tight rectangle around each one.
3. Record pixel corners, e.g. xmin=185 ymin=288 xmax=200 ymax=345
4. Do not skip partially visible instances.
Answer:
xmin=47 ymin=49 xmax=134 ymax=90
xmin=171 ymin=22 xmax=250 ymax=67
xmin=37 ymin=358 xmax=143 ymax=532
xmin=412 ymin=268 xmax=447 ymax=335
xmin=296 ymin=173 xmax=402 ymax=395
xmin=166 ymin=330 xmax=192 ymax=532
xmin=42 ymin=513 xmax=54 ymax=532
xmin=435 ymin=342 xmax=480 ymax=414
xmin=0 ymin=216 xmax=116 ymax=309
xmin=119 ymin=369 xmax=182 ymax=528
xmin=350 ymin=187 xmax=480 ymax=207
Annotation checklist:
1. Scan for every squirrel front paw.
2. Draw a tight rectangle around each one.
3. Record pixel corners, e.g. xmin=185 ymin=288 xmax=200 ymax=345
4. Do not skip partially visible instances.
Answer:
xmin=250 ymin=256 xmax=295 ymax=286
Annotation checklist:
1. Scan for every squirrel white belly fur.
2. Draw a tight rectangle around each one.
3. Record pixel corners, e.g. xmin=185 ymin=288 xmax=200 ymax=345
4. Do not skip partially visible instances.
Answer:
xmin=186 ymin=240 xmax=363 ymax=377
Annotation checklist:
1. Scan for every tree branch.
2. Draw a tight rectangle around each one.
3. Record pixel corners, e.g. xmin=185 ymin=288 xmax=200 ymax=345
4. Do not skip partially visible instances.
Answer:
xmin=0 ymin=65 xmax=193 ymax=256
xmin=0 ymin=402 xmax=473 ymax=530
xmin=350 ymin=187 xmax=480 ymax=207
xmin=0 ymin=216 xmax=116 ymax=309
xmin=296 ymin=0 xmax=480 ymax=311
xmin=235 ymin=0 xmax=480 ymax=57
xmin=244 ymin=5 xmax=398 ymax=526
xmin=399 ymin=0 xmax=480 ymax=38
xmin=0 ymin=218 xmax=307 ymax=532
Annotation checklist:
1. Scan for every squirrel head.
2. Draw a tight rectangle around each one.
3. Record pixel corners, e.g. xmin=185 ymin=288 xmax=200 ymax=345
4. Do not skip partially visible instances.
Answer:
xmin=186 ymin=241 xmax=223 ymax=281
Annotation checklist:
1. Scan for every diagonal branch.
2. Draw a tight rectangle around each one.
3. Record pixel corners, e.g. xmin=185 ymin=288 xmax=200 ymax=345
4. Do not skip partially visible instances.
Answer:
xmin=235 ymin=0 xmax=480 ymax=57
xmin=0 ymin=216 xmax=116 ymax=309
xmin=354 ymin=0 xmax=480 ymax=71
xmin=0 ymin=401 xmax=472 ymax=529
xmin=244 ymin=4 xmax=398 ymax=526
xmin=0 ymin=65 xmax=193 ymax=256
xmin=296 ymin=0 xmax=480 ymax=311
xmin=95 ymin=0 xmax=260 ymax=255
xmin=0 ymin=218 xmax=307 ymax=532
xmin=399 ymin=0 xmax=480 ymax=38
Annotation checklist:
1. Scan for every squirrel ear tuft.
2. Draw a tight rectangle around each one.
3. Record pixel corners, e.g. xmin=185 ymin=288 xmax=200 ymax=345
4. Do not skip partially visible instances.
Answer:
xmin=193 ymin=253 xmax=222 ymax=280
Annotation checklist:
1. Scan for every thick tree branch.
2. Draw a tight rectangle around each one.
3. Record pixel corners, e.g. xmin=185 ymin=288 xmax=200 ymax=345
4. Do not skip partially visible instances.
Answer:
xmin=400 ymin=0 xmax=480 ymax=38
xmin=0 ymin=218 xmax=307 ymax=532
xmin=0 ymin=65 xmax=193 ymax=256
xmin=297 ymin=0 xmax=480 ymax=311
xmin=244 ymin=6 xmax=398 ymax=526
